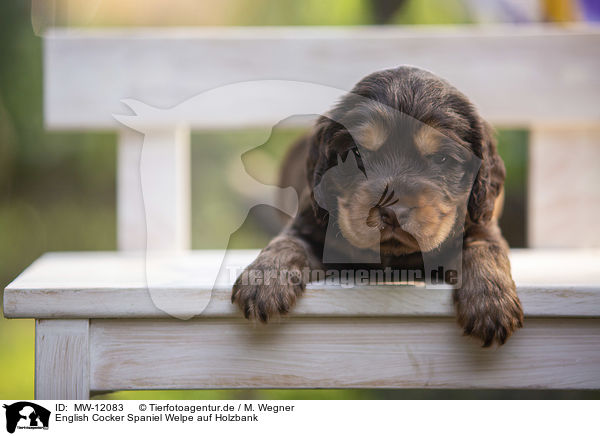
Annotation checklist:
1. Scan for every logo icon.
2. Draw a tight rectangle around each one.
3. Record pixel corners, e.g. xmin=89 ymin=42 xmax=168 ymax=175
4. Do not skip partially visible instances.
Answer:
xmin=3 ymin=402 xmax=50 ymax=434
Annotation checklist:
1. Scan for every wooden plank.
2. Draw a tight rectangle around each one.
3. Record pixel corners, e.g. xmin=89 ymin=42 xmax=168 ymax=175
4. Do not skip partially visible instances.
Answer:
xmin=140 ymin=127 xmax=191 ymax=251
xmin=4 ymin=249 xmax=600 ymax=319
xmin=89 ymin=317 xmax=600 ymax=390
xmin=117 ymin=127 xmax=192 ymax=251
xmin=44 ymin=25 xmax=600 ymax=129
xmin=35 ymin=319 xmax=90 ymax=400
xmin=528 ymin=126 xmax=600 ymax=248
xmin=117 ymin=129 xmax=146 ymax=250
xmin=6 ymin=285 xmax=600 ymax=320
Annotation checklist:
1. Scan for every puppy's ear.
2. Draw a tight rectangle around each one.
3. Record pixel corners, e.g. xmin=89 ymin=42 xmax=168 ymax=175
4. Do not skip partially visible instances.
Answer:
xmin=468 ymin=120 xmax=505 ymax=223
xmin=306 ymin=116 xmax=340 ymax=224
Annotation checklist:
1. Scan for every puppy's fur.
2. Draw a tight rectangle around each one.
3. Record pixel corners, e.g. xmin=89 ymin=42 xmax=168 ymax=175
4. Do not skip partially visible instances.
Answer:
xmin=232 ymin=66 xmax=523 ymax=347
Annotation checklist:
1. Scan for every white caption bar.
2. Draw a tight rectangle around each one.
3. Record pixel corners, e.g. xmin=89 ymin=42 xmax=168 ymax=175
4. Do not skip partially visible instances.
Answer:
xmin=1 ymin=400 xmax=596 ymax=436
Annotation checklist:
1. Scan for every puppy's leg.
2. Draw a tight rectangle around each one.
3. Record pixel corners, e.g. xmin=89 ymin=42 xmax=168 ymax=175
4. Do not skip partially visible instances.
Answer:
xmin=232 ymin=231 xmax=312 ymax=323
xmin=454 ymin=223 xmax=524 ymax=346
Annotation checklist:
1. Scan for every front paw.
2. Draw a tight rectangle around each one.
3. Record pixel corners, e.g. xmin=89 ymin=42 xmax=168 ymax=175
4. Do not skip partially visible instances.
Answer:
xmin=454 ymin=280 xmax=524 ymax=347
xmin=231 ymin=257 xmax=305 ymax=323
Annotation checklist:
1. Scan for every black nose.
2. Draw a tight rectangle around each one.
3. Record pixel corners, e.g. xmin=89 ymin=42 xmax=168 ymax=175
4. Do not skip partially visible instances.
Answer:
xmin=379 ymin=206 xmax=409 ymax=228
xmin=379 ymin=207 xmax=397 ymax=227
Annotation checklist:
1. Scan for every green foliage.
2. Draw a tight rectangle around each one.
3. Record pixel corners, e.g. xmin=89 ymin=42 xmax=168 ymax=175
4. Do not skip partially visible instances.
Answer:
xmin=392 ymin=0 xmax=471 ymax=24
xmin=496 ymin=129 xmax=529 ymax=248
xmin=0 ymin=0 xmax=528 ymax=400
xmin=233 ymin=0 xmax=373 ymax=26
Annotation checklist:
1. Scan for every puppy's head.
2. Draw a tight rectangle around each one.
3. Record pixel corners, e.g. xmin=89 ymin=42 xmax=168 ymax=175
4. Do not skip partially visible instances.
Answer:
xmin=309 ymin=66 xmax=504 ymax=256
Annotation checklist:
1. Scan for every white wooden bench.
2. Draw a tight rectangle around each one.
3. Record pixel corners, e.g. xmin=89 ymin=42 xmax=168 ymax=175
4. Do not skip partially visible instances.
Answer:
xmin=3 ymin=25 xmax=600 ymax=399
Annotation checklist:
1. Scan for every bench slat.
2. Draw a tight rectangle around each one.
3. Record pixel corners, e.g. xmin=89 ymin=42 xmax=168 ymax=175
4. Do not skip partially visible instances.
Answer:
xmin=89 ymin=318 xmax=600 ymax=390
xmin=4 ymin=249 xmax=600 ymax=319
xmin=45 ymin=25 xmax=600 ymax=129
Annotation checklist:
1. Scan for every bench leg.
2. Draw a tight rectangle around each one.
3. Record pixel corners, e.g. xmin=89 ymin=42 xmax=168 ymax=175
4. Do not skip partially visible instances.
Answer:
xmin=35 ymin=319 xmax=90 ymax=400
xmin=528 ymin=126 xmax=600 ymax=248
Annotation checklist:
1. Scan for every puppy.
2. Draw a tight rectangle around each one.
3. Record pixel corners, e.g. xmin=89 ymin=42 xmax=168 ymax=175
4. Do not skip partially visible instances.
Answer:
xmin=232 ymin=66 xmax=523 ymax=347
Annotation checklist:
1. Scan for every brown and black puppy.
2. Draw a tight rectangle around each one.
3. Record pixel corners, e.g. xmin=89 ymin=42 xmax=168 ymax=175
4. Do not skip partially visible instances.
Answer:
xmin=232 ymin=66 xmax=523 ymax=347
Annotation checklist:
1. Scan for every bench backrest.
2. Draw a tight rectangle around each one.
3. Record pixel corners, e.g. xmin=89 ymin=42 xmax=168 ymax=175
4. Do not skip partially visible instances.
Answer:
xmin=44 ymin=25 xmax=600 ymax=250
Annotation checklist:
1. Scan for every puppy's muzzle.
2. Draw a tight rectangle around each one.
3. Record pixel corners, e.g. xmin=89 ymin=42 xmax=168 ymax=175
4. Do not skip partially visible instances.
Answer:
xmin=369 ymin=205 xmax=411 ymax=229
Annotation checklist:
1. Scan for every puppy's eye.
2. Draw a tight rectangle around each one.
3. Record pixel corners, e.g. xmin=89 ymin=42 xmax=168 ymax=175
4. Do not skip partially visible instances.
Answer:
xmin=430 ymin=153 xmax=450 ymax=165
xmin=349 ymin=146 xmax=366 ymax=176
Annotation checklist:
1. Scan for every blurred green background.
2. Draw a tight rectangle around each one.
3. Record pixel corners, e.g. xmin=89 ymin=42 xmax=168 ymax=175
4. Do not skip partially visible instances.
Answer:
xmin=1 ymin=0 xmax=596 ymax=400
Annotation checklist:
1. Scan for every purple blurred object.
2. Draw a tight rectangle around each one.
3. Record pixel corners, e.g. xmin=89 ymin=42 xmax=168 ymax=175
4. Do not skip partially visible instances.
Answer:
xmin=580 ymin=0 xmax=600 ymax=21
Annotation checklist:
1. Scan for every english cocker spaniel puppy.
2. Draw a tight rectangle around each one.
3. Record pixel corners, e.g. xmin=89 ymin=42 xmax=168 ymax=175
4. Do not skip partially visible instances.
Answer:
xmin=232 ymin=66 xmax=523 ymax=346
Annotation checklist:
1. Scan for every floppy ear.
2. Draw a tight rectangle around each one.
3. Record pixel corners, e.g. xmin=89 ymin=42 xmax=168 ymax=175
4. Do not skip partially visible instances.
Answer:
xmin=468 ymin=120 xmax=505 ymax=223
xmin=306 ymin=116 xmax=343 ymax=224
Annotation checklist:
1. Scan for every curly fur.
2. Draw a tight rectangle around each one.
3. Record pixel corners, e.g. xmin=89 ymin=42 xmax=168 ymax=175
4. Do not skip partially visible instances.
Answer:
xmin=233 ymin=66 xmax=524 ymax=346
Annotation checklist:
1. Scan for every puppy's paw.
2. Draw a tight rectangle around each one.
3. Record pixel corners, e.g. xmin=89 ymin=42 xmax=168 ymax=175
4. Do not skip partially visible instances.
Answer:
xmin=231 ymin=257 xmax=305 ymax=323
xmin=454 ymin=281 xmax=523 ymax=347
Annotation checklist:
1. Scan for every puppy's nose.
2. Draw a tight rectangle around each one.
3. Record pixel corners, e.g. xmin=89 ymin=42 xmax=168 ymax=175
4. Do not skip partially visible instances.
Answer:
xmin=379 ymin=207 xmax=397 ymax=227
xmin=379 ymin=206 xmax=409 ymax=228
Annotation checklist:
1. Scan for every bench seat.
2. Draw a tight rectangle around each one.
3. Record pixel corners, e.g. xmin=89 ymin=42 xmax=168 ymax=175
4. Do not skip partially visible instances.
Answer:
xmin=4 ymin=249 xmax=600 ymax=319
xmin=3 ymin=249 xmax=600 ymax=397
